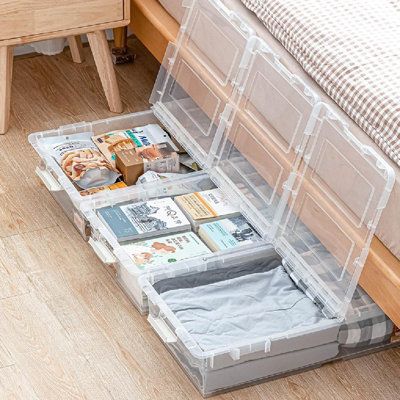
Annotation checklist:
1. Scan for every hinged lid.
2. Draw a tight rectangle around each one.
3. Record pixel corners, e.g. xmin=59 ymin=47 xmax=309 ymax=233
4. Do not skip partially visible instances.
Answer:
xmin=274 ymin=105 xmax=395 ymax=317
xmin=211 ymin=37 xmax=320 ymax=235
xmin=211 ymin=35 xmax=394 ymax=317
xmin=148 ymin=0 xmax=394 ymax=318
xmin=150 ymin=0 xmax=254 ymax=168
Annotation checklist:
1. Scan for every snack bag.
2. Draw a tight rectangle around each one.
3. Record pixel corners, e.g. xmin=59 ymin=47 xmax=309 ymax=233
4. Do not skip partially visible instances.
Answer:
xmin=79 ymin=181 xmax=127 ymax=197
xmin=92 ymin=124 xmax=177 ymax=167
xmin=136 ymin=171 xmax=183 ymax=184
xmin=43 ymin=132 xmax=120 ymax=189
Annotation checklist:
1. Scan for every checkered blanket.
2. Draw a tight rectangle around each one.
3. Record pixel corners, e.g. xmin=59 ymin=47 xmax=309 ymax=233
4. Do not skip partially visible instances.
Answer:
xmin=338 ymin=290 xmax=393 ymax=349
xmin=240 ymin=0 xmax=400 ymax=167
xmin=284 ymin=223 xmax=393 ymax=348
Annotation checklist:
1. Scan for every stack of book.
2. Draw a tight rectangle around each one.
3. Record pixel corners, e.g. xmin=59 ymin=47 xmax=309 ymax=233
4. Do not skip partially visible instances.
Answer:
xmin=175 ymin=188 xmax=240 ymax=231
xmin=97 ymin=197 xmax=190 ymax=243
xmin=97 ymin=188 xmax=261 ymax=272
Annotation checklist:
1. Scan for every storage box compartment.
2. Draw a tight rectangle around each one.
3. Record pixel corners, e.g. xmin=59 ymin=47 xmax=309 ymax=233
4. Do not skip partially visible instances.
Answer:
xmin=83 ymin=171 xmax=218 ymax=312
xmin=29 ymin=110 xmax=202 ymax=238
xmin=29 ymin=0 xmax=396 ymax=396
xmin=141 ymin=246 xmax=340 ymax=396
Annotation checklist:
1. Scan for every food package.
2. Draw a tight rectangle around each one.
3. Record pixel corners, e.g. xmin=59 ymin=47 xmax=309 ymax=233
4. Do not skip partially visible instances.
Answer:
xmin=115 ymin=142 xmax=179 ymax=186
xmin=43 ymin=132 xmax=120 ymax=189
xmin=79 ymin=181 xmax=127 ymax=197
xmin=136 ymin=171 xmax=184 ymax=184
xmin=92 ymin=124 xmax=177 ymax=167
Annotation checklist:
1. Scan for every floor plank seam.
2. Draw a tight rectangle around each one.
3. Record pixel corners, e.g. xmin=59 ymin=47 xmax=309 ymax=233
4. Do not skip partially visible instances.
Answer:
xmin=0 ymin=224 xmax=60 ymax=241
xmin=0 ymin=291 xmax=31 ymax=302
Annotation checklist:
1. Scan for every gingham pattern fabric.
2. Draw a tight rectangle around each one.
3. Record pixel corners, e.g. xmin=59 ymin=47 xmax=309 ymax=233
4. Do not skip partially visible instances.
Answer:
xmin=285 ymin=264 xmax=393 ymax=348
xmin=284 ymin=222 xmax=393 ymax=348
xmin=240 ymin=0 xmax=400 ymax=166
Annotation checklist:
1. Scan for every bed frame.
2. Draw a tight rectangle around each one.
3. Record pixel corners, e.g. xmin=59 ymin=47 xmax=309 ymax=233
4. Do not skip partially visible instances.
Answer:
xmin=128 ymin=0 xmax=400 ymax=327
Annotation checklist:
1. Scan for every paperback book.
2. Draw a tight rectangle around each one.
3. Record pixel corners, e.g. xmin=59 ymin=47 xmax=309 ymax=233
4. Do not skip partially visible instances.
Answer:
xmin=122 ymin=232 xmax=212 ymax=270
xmin=175 ymin=188 xmax=240 ymax=230
xmin=198 ymin=215 xmax=261 ymax=252
xmin=97 ymin=197 xmax=190 ymax=243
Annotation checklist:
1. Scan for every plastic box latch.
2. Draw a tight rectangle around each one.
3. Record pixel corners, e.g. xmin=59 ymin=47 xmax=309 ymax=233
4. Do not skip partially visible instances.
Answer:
xmin=264 ymin=338 xmax=271 ymax=353
xmin=229 ymin=348 xmax=241 ymax=361
xmin=59 ymin=121 xmax=92 ymax=136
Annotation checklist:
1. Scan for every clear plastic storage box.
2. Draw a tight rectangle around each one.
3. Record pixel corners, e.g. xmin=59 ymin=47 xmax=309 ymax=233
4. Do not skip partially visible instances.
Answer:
xmin=29 ymin=110 xmax=165 ymax=238
xmin=29 ymin=0 xmax=396 ymax=396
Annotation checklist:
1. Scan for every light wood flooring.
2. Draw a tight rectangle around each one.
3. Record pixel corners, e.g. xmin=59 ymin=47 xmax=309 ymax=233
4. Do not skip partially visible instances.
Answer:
xmin=0 ymin=38 xmax=399 ymax=400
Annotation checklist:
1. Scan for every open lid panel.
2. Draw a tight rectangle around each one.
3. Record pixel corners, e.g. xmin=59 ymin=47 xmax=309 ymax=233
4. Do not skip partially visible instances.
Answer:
xmin=211 ymin=37 xmax=320 ymax=235
xmin=211 ymin=34 xmax=394 ymax=317
xmin=148 ymin=0 xmax=394 ymax=318
xmin=150 ymin=0 xmax=254 ymax=168
xmin=274 ymin=105 xmax=395 ymax=318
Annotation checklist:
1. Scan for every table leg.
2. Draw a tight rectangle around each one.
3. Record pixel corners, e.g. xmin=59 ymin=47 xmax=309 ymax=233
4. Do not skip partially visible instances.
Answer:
xmin=87 ymin=30 xmax=123 ymax=113
xmin=0 ymin=46 xmax=13 ymax=134
xmin=67 ymin=36 xmax=85 ymax=63
xmin=112 ymin=27 xmax=135 ymax=64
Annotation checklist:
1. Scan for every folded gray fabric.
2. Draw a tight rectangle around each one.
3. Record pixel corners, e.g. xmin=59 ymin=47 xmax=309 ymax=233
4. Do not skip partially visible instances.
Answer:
xmin=154 ymin=256 xmax=282 ymax=294
xmin=161 ymin=266 xmax=326 ymax=351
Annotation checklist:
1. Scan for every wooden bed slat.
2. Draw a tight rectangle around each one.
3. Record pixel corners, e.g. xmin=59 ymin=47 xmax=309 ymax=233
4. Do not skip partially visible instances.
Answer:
xmin=131 ymin=0 xmax=179 ymax=63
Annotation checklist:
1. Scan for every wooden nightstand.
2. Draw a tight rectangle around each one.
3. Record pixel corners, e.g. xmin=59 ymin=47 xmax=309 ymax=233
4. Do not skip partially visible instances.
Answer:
xmin=0 ymin=0 xmax=130 ymax=133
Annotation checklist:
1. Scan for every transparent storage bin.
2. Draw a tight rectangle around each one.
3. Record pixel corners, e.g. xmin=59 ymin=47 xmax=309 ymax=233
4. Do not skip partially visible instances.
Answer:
xmin=140 ymin=246 xmax=341 ymax=396
xmin=81 ymin=172 xmax=220 ymax=313
xmin=29 ymin=110 xmax=203 ymax=239
xmin=28 ymin=0 xmax=397 ymax=396
xmin=141 ymin=252 xmax=394 ymax=396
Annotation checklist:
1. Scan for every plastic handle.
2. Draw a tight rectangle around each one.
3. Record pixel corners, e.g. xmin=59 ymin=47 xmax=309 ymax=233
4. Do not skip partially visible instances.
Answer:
xmin=148 ymin=314 xmax=177 ymax=343
xmin=35 ymin=167 xmax=63 ymax=192
xmin=88 ymin=238 xmax=116 ymax=265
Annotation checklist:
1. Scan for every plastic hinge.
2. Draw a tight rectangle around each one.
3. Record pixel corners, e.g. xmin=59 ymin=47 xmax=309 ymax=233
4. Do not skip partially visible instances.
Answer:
xmin=59 ymin=121 xmax=92 ymax=135
xmin=88 ymin=238 xmax=116 ymax=265
xmin=148 ymin=315 xmax=177 ymax=344
xmin=35 ymin=167 xmax=63 ymax=192
xmin=264 ymin=338 xmax=271 ymax=353
xmin=304 ymin=103 xmax=323 ymax=137
xmin=181 ymin=0 xmax=194 ymax=8
xmin=229 ymin=348 xmax=240 ymax=361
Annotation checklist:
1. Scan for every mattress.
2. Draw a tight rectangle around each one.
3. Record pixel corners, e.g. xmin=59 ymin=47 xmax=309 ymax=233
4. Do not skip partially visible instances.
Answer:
xmin=241 ymin=0 xmax=400 ymax=168
xmin=158 ymin=0 xmax=400 ymax=260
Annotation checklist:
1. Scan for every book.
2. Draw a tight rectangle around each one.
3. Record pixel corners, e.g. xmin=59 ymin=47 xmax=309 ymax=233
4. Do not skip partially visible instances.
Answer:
xmin=198 ymin=216 xmax=261 ymax=252
xmin=122 ymin=232 xmax=212 ymax=270
xmin=174 ymin=188 xmax=240 ymax=230
xmin=92 ymin=124 xmax=177 ymax=167
xmin=97 ymin=197 xmax=191 ymax=243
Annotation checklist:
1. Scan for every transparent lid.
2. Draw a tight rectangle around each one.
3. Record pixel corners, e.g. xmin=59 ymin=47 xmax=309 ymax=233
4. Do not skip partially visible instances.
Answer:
xmin=274 ymin=106 xmax=395 ymax=317
xmin=149 ymin=0 xmax=394 ymax=317
xmin=212 ymin=38 xmax=319 ymax=236
xmin=212 ymin=36 xmax=394 ymax=317
xmin=150 ymin=0 xmax=254 ymax=168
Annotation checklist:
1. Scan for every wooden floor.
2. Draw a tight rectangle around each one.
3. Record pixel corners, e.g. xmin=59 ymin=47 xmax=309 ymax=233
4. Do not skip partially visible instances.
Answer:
xmin=0 ymin=37 xmax=399 ymax=400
